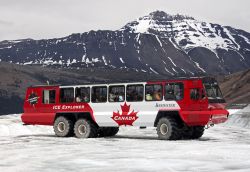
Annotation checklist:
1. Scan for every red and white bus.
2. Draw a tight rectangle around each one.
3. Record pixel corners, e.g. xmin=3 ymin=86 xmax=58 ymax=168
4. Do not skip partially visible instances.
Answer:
xmin=21 ymin=77 xmax=229 ymax=140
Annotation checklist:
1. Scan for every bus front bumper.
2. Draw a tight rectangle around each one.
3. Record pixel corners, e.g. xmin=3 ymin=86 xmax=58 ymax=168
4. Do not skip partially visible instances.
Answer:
xmin=209 ymin=113 xmax=228 ymax=124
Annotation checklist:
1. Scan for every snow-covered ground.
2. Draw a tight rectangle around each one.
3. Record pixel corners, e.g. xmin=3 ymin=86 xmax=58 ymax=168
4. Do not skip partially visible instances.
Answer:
xmin=0 ymin=107 xmax=250 ymax=172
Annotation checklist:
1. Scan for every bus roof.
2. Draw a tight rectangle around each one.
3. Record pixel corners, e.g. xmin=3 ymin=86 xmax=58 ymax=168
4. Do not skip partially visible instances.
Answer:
xmin=28 ymin=76 xmax=215 ymax=88
xmin=29 ymin=85 xmax=60 ymax=88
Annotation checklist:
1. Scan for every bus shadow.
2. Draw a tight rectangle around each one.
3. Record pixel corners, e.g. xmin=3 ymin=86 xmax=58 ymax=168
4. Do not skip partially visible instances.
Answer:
xmin=16 ymin=134 xmax=158 ymax=141
xmin=113 ymin=135 xmax=158 ymax=140
xmin=16 ymin=134 xmax=57 ymax=138
xmin=15 ymin=134 xmax=220 ymax=142
xmin=113 ymin=135 xmax=220 ymax=142
xmin=198 ymin=137 xmax=220 ymax=142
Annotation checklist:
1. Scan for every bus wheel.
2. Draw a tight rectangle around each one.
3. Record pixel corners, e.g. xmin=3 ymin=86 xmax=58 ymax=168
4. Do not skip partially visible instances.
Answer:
xmin=180 ymin=127 xmax=193 ymax=139
xmin=156 ymin=117 xmax=181 ymax=140
xmin=109 ymin=127 xmax=119 ymax=136
xmin=74 ymin=119 xmax=98 ymax=138
xmin=53 ymin=116 xmax=73 ymax=137
xmin=98 ymin=127 xmax=119 ymax=137
xmin=191 ymin=126 xmax=205 ymax=139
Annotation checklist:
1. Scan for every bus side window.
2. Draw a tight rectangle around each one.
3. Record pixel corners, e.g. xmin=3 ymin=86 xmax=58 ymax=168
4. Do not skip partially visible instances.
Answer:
xmin=165 ymin=83 xmax=184 ymax=100
xmin=75 ymin=87 xmax=90 ymax=103
xmin=43 ymin=90 xmax=56 ymax=104
xmin=91 ymin=86 xmax=107 ymax=103
xmin=190 ymin=88 xmax=200 ymax=100
xmin=60 ymin=88 xmax=74 ymax=103
xmin=126 ymin=84 xmax=144 ymax=102
xmin=145 ymin=84 xmax=162 ymax=101
xmin=109 ymin=85 xmax=125 ymax=102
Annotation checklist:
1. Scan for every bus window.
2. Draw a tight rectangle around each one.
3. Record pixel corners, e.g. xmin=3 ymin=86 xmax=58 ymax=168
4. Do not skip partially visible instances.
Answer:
xmin=91 ymin=86 xmax=107 ymax=103
xmin=190 ymin=88 xmax=206 ymax=100
xmin=60 ymin=88 xmax=74 ymax=103
xmin=75 ymin=87 xmax=90 ymax=103
xmin=126 ymin=84 xmax=144 ymax=102
xmin=109 ymin=85 xmax=125 ymax=102
xmin=145 ymin=84 xmax=162 ymax=101
xmin=190 ymin=88 xmax=200 ymax=100
xmin=204 ymin=84 xmax=223 ymax=99
xmin=165 ymin=83 xmax=184 ymax=100
xmin=43 ymin=90 xmax=56 ymax=104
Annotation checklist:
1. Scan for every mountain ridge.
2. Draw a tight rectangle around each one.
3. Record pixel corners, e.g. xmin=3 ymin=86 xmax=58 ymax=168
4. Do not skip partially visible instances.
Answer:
xmin=0 ymin=10 xmax=249 ymax=76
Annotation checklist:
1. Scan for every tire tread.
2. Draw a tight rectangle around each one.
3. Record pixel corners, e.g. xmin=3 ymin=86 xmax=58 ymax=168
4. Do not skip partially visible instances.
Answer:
xmin=157 ymin=117 xmax=181 ymax=140
xmin=74 ymin=118 xmax=98 ymax=138
xmin=53 ymin=116 xmax=74 ymax=137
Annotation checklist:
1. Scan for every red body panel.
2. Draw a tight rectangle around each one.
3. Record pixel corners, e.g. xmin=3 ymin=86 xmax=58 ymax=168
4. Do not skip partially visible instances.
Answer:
xmin=22 ymin=85 xmax=94 ymax=125
xmin=21 ymin=112 xmax=55 ymax=125
xmin=179 ymin=109 xmax=228 ymax=126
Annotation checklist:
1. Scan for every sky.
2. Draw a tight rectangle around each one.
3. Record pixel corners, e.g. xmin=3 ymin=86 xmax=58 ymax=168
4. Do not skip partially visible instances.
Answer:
xmin=0 ymin=0 xmax=249 ymax=41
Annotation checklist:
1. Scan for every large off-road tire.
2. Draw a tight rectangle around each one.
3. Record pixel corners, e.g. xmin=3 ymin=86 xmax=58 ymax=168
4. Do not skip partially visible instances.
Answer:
xmin=181 ymin=126 xmax=205 ymax=139
xmin=156 ymin=117 xmax=181 ymax=140
xmin=191 ymin=126 xmax=205 ymax=139
xmin=98 ymin=127 xmax=119 ymax=137
xmin=109 ymin=127 xmax=119 ymax=136
xmin=180 ymin=127 xmax=193 ymax=140
xmin=53 ymin=116 xmax=74 ymax=137
xmin=74 ymin=119 xmax=98 ymax=138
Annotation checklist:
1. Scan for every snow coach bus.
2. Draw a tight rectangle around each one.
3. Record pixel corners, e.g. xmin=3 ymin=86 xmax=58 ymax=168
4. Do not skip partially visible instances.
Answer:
xmin=21 ymin=77 xmax=229 ymax=140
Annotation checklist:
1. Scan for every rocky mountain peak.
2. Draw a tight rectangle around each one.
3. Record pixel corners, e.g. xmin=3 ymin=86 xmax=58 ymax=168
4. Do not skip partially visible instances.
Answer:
xmin=121 ymin=10 xmax=195 ymax=33
xmin=148 ymin=10 xmax=194 ymax=21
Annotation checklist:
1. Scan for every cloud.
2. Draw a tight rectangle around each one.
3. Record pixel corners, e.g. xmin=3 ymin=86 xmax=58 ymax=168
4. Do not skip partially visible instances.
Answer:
xmin=0 ymin=20 xmax=13 ymax=26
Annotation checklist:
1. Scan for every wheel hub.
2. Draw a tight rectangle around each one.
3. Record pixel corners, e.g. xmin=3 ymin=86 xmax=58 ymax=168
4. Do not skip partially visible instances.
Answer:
xmin=58 ymin=122 xmax=66 ymax=132
xmin=78 ymin=124 xmax=87 ymax=135
xmin=160 ymin=123 xmax=169 ymax=135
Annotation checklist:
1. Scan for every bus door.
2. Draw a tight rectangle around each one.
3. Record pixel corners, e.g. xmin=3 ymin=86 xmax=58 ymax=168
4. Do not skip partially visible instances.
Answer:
xmin=40 ymin=87 xmax=58 ymax=113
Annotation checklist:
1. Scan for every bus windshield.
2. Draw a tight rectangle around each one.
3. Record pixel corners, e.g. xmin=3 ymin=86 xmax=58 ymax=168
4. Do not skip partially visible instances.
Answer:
xmin=204 ymin=84 xmax=223 ymax=99
xmin=204 ymin=83 xmax=224 ymax=102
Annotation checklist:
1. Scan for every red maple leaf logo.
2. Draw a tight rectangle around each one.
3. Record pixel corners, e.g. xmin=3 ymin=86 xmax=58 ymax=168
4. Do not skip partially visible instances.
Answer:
xmin=111 ymin=102 xmax=139 ymax=126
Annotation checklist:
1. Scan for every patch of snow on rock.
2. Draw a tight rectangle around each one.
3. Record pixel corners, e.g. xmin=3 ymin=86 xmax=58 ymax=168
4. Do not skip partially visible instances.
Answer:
xmin=119 ymin=57 xmax=125 ymax=64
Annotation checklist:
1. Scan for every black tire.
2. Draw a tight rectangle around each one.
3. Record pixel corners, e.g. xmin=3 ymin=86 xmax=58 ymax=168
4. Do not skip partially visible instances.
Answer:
xmin=180 ymin=126 xmax=205 ymax=139
xmin=53 ymin=116 xmax=74 ymax=137
xmin=156 ymin=117 xmax=181 ymax=140
xmin=98 ymin=127 xmax=119 ymax=137
xmin=109 ymin=127 xmax=119 ymax=136
xmin=74 ymin=119 xmax=98 ymax=138
xmin=180 ymin=127 xmax=193 ymax=140
xmin=191 ymin=126 xmax=205 ymax=139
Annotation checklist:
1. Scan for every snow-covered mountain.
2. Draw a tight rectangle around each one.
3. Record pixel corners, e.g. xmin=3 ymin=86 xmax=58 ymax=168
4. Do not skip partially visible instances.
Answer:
xmin=121 ymin=11 xmax=250 ymax=73
xmin=0 ymin=10 xmax=250 ymax=75
xmin=122 ymin=11 xmax=250 ymax=52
